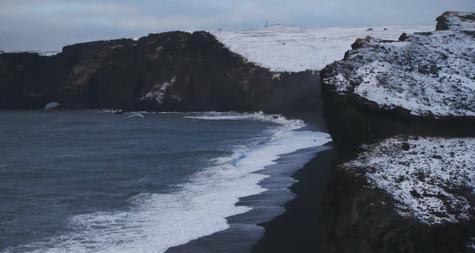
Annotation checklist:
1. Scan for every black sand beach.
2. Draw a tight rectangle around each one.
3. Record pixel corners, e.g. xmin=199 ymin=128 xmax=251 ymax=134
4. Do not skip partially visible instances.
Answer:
xmin=167 ymin=143 xmax=335 ymax=253
xmin=252 ymin=145 xmax=335 ymax=253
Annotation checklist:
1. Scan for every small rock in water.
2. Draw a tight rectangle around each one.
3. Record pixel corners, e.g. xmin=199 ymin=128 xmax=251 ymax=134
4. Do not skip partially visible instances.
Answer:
xmin=44 ymin=102 xmax=59 ymax=111
xmin=126 ymin=112 xmax=145 ymax=119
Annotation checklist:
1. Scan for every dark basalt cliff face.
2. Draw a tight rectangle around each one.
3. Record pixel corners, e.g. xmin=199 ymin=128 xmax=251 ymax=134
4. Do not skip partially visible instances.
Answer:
xmin=318 ymin=168 xmax=473 ymax=253
xmin=319 ymin=85 xmax=475 ymax=155
xmin=0 ymin=31 xmax=320 ymax=113
xmin=318 ymin=11 xmax=475 ymax=253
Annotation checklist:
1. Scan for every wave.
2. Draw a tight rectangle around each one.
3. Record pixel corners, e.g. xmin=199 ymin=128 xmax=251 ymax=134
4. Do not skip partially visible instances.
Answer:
xmin=184 ymin=111 xmax=305 ymax=129
xmin=7 ymin=113 xmax=330 ymax=253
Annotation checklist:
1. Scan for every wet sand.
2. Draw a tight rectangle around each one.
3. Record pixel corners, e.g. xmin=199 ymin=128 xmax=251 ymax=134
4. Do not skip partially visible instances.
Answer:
xmin=252 ymin=145 xmax=335 ymax=253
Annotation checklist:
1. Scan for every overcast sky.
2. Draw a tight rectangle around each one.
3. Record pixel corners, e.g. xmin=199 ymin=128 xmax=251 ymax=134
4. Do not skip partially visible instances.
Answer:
xmin=0 ymin=0 xmax=473 ymax=51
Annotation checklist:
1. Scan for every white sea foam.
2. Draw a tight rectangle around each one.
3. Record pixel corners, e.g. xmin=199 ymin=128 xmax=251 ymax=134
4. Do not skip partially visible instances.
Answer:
xmin=126 ymin=112 xmax=145 ymax=119
xmin=10 ymin=112 xmax=330 ymax=253
xmin=184 ymin=111 xmax=306 ymax=130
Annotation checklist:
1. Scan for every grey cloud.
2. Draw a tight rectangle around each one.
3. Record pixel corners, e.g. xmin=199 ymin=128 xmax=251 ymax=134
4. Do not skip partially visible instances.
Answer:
xmin=0 ymin=0 xmax=473 ymax=51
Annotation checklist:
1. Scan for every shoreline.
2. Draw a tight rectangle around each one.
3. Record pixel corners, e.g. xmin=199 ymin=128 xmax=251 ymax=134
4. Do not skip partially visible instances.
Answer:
xmin=252 ymin=144 xmax=335 ymax=253
xmin=167 ymin=143 xmax=334 ymax=253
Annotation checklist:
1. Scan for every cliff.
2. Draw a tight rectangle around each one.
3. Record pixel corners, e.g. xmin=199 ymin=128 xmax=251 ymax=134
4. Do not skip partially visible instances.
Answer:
xmin=0 ymin=31 xmax=320 ymax=113
xmin=320 ymin=11 xmax=475 ymax=153
xmin=319 ymin=11 xmax=475 ymax=253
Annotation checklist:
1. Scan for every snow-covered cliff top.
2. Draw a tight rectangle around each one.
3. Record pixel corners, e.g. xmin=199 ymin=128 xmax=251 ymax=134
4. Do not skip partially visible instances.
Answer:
xmin=322 ymin=11 xmax=475 ymax=118
xmin=210 ymin=25 xmax=430 ymax=72
xmin=343 ymin=136 xmax=475 ymax=225
xmin=436 ymin=11 xmax=475 ymax=31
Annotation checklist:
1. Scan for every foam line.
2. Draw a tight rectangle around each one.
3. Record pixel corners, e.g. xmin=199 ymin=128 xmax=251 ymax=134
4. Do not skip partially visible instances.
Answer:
xmin=9 ymin=113 xmax=330 ymax=253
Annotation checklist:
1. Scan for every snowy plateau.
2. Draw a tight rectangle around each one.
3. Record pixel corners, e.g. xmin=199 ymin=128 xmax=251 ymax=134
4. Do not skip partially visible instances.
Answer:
xmin=210 ymin=25 xmax=431 ymax=72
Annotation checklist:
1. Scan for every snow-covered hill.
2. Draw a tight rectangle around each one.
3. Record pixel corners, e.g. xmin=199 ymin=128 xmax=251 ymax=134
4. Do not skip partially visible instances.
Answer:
xmin=322 ymin=12 xmax=475 ymax=118
xmin=210 ymin=25 xmax=431 ymax=72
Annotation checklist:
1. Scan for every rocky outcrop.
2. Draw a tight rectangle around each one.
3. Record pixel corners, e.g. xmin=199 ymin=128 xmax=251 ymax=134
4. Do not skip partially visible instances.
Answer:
xmin=318 ymin=160 xmax=473 ymax=253
xmin=0 ymin=31 xmax=321 ymax=113
xmin=320 ymin=11 xmax=475 ymax=153
xmin=436 ymin=11 xmax=475 ymax=31
xmin=318 ymin=11 xmax=475 ymax=253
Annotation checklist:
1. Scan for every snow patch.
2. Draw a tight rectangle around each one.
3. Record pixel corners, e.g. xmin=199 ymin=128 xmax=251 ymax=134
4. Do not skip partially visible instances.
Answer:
xmin=324 ymin=13 xmax=475 ymax=117
xmin=468 ymin=237 xmax=475 ymax=250
xmin=141 ymin=77 xmax=176 ymax=104
xmin=343 ymin=136 xmax=475 ymax=225
xmin=440 ymin=11 xmax=475 ymax=31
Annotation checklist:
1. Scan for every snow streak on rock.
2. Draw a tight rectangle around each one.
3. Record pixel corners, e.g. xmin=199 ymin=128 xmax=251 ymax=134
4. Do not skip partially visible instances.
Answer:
xmin=343 ymin=136 xmax=475 ymax=225
xmin=141 ymin=77 xmax=176 ymax=104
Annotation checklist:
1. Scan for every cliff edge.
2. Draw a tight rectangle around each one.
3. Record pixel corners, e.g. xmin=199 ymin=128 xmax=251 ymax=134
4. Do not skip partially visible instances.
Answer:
xmin=0 ymin=31 xmax=320 ymax=113
xmin=319 ymin=11 xmax=475 ymax=253
xmin=321 ymin=11 xmax=474 ymax=153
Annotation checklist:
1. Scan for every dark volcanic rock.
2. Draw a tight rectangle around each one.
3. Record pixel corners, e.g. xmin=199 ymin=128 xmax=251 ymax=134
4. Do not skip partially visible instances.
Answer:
xmin=318 ymin=166 xmax=474 ymax=253
xmin=318 ymin=11 xmax=475 ymax=253
xmin=436 ymin=11 xmax=475 ymax=31
xmin=0 ymin=31 xmax=321 ymax=113
xmin=319 ymin=85 xmax=475 ymax=154
xmin=320 ymin=11 xmax=475 ymax=154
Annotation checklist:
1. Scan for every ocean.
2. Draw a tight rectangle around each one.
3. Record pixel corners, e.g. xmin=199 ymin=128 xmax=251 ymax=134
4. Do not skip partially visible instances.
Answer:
xmin=0 ymin=111 xmax=330 ymax=253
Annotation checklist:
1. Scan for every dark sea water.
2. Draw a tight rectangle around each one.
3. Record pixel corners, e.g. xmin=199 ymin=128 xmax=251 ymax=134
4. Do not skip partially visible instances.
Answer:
xmin=0 ymin=111 xmax=329 ymax=253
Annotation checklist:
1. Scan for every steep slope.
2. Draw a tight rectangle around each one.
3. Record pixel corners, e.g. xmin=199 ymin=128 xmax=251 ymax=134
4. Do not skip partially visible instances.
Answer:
xmin=318 ymin=11 xmax=475 ymax=253
xmin=0 ymin=31 xmax=320 ymax=113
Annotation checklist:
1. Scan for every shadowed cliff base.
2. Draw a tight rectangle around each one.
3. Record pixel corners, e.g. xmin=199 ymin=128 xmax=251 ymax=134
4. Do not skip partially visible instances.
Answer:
xmin=251 ymin=146 xmax=335 ymax=253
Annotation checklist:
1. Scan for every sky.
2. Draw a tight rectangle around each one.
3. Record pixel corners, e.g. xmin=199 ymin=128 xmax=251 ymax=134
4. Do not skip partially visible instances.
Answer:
xmin=0 ymin=0 xmax=473 ymax=51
